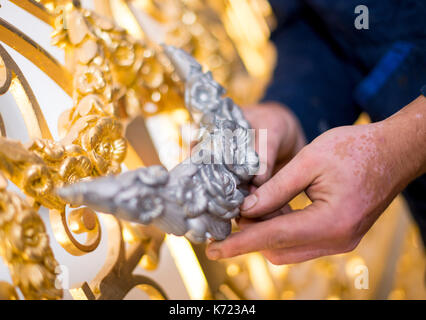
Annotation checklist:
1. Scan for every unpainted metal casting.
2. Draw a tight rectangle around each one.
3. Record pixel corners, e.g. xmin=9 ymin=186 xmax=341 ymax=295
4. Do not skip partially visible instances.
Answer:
xmin=58 ymin=46 xmax=259 ymax=242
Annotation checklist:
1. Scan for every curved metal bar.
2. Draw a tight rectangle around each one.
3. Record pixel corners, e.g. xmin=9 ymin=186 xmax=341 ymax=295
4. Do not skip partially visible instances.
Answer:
xmin=58 ymin=46 xmax=259 ymax=243
xmin=0 ymin=43 xmax=53 ymax=139
xmin=10 ymin=0 xmax=55 ymax=26
xmin=0 ymin=17 xmax=73 ymax=96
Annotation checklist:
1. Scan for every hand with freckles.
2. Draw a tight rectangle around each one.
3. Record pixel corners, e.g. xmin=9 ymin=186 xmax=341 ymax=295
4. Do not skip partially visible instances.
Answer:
xmin=206 ymin=96 xmax=426 ymax=264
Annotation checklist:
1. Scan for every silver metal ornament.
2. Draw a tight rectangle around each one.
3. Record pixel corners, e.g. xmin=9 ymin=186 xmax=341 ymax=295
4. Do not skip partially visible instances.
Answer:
xmin=57 ymin=45 xmax=259 ymax=243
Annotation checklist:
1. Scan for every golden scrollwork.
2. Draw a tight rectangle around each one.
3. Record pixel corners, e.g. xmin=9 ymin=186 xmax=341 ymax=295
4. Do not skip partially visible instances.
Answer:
xmin=70 ymin=215 xmax=167 ymax=300
xmin=0 ymin=0 xmax=168 ymax=299
xmin=2 ymin=0 xmax=424 ymax=302
xmin=49 ymin=0 xmax=184 ymax=121
xmin=0 ymin=40 xmax=54 ymax=140
xmin=0 ymin=281 xmax=19 ymax=300
xmin=134 ymin=0 xmax=242 ymax=95
xmin=0 ymin=172 xmax=62 ymax=300
xmin=126 ymin=0 xmax=276 ymax=105
xmin=1 ymin=0 xmax=277 ymax=300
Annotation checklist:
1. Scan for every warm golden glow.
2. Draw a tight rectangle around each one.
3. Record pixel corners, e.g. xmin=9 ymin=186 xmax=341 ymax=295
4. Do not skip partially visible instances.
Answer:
xmin=226 ymin=263 xmax=241 ymax=277
xmin=1 ymin=0 xmax=423 ymax=301
xmin=109 ymin=0 xmax=145 ymax=40
xmin=165 ymin=235 xmax=211 ymax=300
xmin=345 ymin=256 xmax=366 ymax=278
xmin=247 ymin=253 xmax=278 ymax=299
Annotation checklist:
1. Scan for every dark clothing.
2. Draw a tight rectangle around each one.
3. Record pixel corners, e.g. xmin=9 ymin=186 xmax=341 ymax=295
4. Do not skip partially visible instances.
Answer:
xmin=263 ymin=0 xmax=426 ymax=245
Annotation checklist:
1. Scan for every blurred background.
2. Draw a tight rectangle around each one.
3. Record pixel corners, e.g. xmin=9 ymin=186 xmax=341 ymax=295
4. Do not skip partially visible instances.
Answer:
xmin=0 ymin=0 xmax=424 ymax=300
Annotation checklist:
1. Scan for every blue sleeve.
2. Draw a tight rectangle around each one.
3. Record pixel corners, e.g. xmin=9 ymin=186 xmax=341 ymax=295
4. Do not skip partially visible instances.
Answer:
xmin=353 ymin=41 xmax=426 ymax=122
xmin=263 ymin=13 xmax=362 ymax=142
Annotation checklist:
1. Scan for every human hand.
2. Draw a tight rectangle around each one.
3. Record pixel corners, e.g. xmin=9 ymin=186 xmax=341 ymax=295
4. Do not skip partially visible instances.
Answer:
xmin=206 ymin=100 xmax=426 ymax=264
xmin=243 ymin=102 xmax=306 ymax=186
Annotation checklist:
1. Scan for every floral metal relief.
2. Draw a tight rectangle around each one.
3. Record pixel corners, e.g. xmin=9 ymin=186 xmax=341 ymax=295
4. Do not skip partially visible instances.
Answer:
xmin=51 ymin=0 xmax=185 ymax=121
xmin=124 ymin=0 xmax=276 ymax=105
xmin=58 ymin=46 xmax=259 ymax=243
xmin=0 ymin=0 xmax=276 ymax=300
xmin=2 ymin=0 xmax=418 ymax=302
xmin=0 ymin=0 xmax=174 ymax=299
xmin=0 ymin=172 xmax=62 ymax=300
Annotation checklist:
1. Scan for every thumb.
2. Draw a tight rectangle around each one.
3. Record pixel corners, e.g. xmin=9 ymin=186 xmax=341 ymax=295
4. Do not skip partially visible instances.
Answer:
xmin=241 ymin=150 xmax=315 ymax=217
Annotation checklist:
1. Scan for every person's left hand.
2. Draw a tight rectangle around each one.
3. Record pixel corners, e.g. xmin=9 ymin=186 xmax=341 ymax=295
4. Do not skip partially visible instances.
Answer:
xmin=243 ymin=102 xmax=306 ymax=187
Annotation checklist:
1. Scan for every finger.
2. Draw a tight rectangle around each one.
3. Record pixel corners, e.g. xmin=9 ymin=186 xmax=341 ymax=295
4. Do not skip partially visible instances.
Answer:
xmin=261 ymin=244 xmax=337 ymax=265
xmin=251 ymin=131 xmax=279 ymax=187
xmin=262 ymin=231 xmax=363 ymax=265
xmin=237 ymin=204 xmax=293 ymax=230
xmin=243 ymin=108 xmax=280 ymax=187
xmin=241 ymin=150 xmax=315 ymax=217
xmin=252 ymin=161 xmax=275 ymax=187
xmin=206 ymin=203 xmax=328 ymax=260
xmin=248 ymin=184 xmax=257 ymax=194
xmin=258 ymin=204 xmax=293 ymax=221
xmin=236 ymin=217 xmax=256 ymax=230
xmin=242 ymin=107 xmax=265 ymax=129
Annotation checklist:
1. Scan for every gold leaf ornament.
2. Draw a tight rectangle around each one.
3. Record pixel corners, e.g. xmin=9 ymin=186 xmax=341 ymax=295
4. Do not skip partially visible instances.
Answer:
xmin=22 ymin=164 xmax=54 ymax=198
xmin=0 ymin=180 xmax=62 ymax=300
xmin=80 ymin=117 xmax=127 ymax=175
xmin=0 ymin=0 xmax=176 ymax=299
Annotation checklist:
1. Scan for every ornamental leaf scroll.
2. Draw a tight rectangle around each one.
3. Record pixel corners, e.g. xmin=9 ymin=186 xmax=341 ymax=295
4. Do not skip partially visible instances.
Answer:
xmin=0 ymin=0 xmax=271 ymax=300
xmin=58 ymin=45 xmax=259 ymax=243
xmin=0 ymin=0 xmax=173 ymax=299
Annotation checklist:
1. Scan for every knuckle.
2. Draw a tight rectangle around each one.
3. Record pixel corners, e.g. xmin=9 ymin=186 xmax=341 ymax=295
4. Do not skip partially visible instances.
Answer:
xmin=298 ymin=145 xmax=316 ymax=165
xmin=224 ymin=241 xmax=246 ymax=258
xmin=265 ymin=230 xmax=287 ymax=250
xmin=219 ymin=239 xmax=242 ymax=258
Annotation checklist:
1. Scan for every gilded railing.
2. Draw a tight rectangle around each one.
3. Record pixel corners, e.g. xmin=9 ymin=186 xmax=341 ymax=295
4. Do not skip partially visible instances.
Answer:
xmin=0 ymin=0 xmax=277 ymax=300
xmin=0 ymin=0 xmax=176 ymax=299
xmin=1 ymin=0 xmax=423 ymax=301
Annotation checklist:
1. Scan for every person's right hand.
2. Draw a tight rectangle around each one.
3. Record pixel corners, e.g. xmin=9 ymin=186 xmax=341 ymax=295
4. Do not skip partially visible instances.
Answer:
xmin=244 ymin=102 xmax=306 ymax=186
xmin=206 ymin=96 xmax=426 ymax=264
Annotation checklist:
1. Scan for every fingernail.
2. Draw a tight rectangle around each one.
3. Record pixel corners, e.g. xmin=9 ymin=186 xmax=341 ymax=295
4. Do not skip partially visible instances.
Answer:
xmin=207 ymin=249 xmax=221 ymax=260
xmin=241 ymin=194 xmax=258 ymax=211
